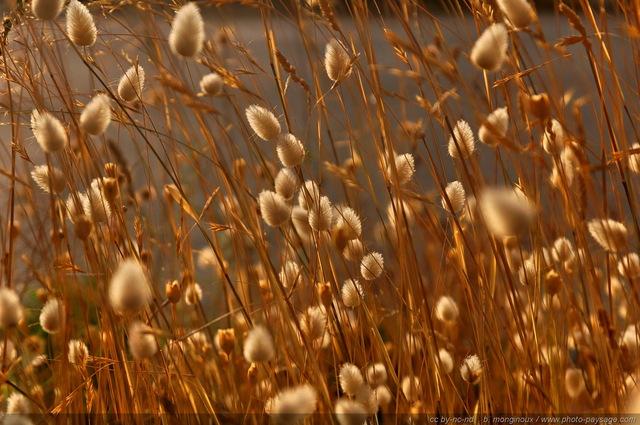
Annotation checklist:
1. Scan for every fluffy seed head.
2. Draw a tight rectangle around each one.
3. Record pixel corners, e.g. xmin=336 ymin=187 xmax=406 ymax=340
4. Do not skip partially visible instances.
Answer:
xmin=0 ymin=288 xmax=22 ymax=328
xmin=497 ymin=0 xmax=534 ymax=29
xmin=0 ymin=340 xmax=17 ymax=364
xmin=588 ymin=218 xmax=628 ymax=252
xmin=552 ymin=237 xmax=574 ymax=263
xmin=66 ymin=0 xmax=97 ymax=46
xmin=366 ymin=363 xmax=388 ymax=386
xmin=31 ymin=110 xmax=68 ymax=153
xmin=470 ymin=24 xmax=509 ymax=71
xmin=243 ymin=325 xmax=275 ymax=363
xmin=279 ymin=260 xmax=301 ymax=288
xmin=199 ymin=73 xmax=223 ymax=96
xmin=335 ymin=399 xmax=367 ymax=425
xmin=31 ymin=0 xmax=65 ymax=20
xmin=324 ymin=39 xmax=352 ymax=83
xmin=565 ymin=368 xmax=586 ymax=399
xmin=31 ymin=165 xmax=67 ymax=194
xmin=354 ymin=384 xmax=378 ymax=415
xmin=83 ymin=179 xmax=111 ymax=223
xmin=268 ymin=385 xmax=318 ymax=424
xmin=375 ymin=386 xmax=392 ymax=408
xmin=118 ymin=64 xmax=145 ymax=102
xmin=298 ymin=180 xmax=320 ymax=211
xmin=342 ymin=279 xmax=364 ymax=308
xmin=439 ymin=349 xmax=454 ymax=373
xmin=335 ymin=206 xmax=362 ymax=240
xmin=277 ymin=133 xmax=306 ymax=167
xmin=479 ymin=187 xmax=536 ymax=237
xmin=629 ymin=143 xmax=640 ymax=174
xmin=360 ymin=252 xmax=384 ymax=280
xmin=258 ymin=190 xmax=291 ymax=227
xmin=542 ymin=119 xmax=565 ymax=154
xmin=518 ymin=258 xmax=537 ymax=286
xmin=339 ymin=363 xmax=365 ymax=396
xmin=108 ymin=258 xmax=152 ymax=313
xmin=344 ymin=239 xmax=365 ymax=262
xmin=387 ymin=153 xmax=415 ymax=185
xmin=442 ymin=181 xmax=466 ymax=212
xmin=68 ymin=339 xmax=89 ymax=366
xmin=184 ymin=283 xmax=203 ymax=305
xmin=275 ymin=168 xmax=297 ymax=201
xmin=80 ymin=94 xmax=111 ymax=136
xmin=478 ymin=107 xmax=509 ymax=146
xmin=435 ymin=296 xmax=459 ymax=322
xmin=460 ymin=354 xmax=483 ymax=384
xmin=448 ymin=120 xmax=476 ymax=159
xmin=128 ymin=321 xmax=158 ymax=360
xmin=39 ymin=299 xmax=63 ymax=334
xmin=168 ymin=3 xmax=205 ymax=58
xmin=308 ymin=196 xmax=333 ymax=232
xmin=618 ymin=253 xmax=640 ymax=279
xmin=6 ymin=393 xmax=30 ymax=415
xmin=246 ymin=105 xmax=281 ymax=141
xmin=300 ymin=306 xmax=327 ymax=342
xmin=401 ymin=376 xmax=421 ymax=402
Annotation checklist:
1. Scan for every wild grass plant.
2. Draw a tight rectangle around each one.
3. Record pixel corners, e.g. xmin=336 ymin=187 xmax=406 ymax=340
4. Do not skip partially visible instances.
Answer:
xmin=0 ymin=0 xmax=639 ymax=423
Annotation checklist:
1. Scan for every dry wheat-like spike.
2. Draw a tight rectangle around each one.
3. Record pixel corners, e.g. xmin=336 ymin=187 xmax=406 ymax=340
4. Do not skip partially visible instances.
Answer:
xmin=32 ymin=0 xmax=65 ymax=20
xmin=335 ymin=398 xmax=368 ymax=425
xmin=361 ymin=252 xmax=384 ymax=280
xmin=460 ymin=354 xmax=483 ymax=384
xmin=325 ymin=38 xmax=352 ymax=83
xmin=276 ymin=133 xmax=305 ymax=167
xmin=435 ymin=296 xmax=459 ymax=322
xmin=6 ymin=393 xmax=30 ymax=415
xmin=448 ymin=120 xmax=476 ymax=159
xmin=199 ymin=72 xmax=223 ymax=96
xmin=169 ymin=3 xmax=204 ymax=58
xmin=258 ymin=190 xmax=291 ymax=227
xmin=243 ymin=325 xmax=275 ymax=363
xmin=128 ymin=321 xmax=158 ymax=360
xmin=0 ymin=288 xmax=22 ymax=328
xmin=246 ymin=105 xmax=281 ymax=141
xmin=335 ymin=206 xmax=362 ymax=240
xmin=478 ymin=107 xmax=509 ymax=146
xmin=479 ymin=187 xmax=536 ymax=237
xmin=267 ymin=384 xmax=317 ymax=424
xmin=618 ymin=253 xmax=640 ymax=279
xmin=80 ymin=94 xmax=111 ymax=136
xmin=66 ymin=0 xmax=97 ymax=47
xmin=308 ymin=196 xmax=333 ymax=232
xmin=542 ymin=119 xmax=565 ymax=154
xmin=442 ymin=181 xmax=466 ymax=212
xmin=401 ymin=376 xmax=421 ymax=402
xmin=559 ymin=3 xmax=587 ymax=37
xmin=587 ymin=218 xmax=628 ymax=252
xmin=275 ymin=168 xmax=297 ymax=200
xmin=31 ymin=110 xmax=68 ymax=153
xmin=497 ymin=0 xmax=534 ymax=29
xmin=279 ymin=260 xmax=301 ymax=288
xmin=439 ymin=349 xmax=454 ymax=373
xmin=31 ymin=165 xmax=67 ymax=194
xmin=39 ymin=298 xmax=63 ymax=334
xmin=386 ymin=153 xmax=415 ymax=185
xmin=366 ymin=363 xmax=388 ymax=386
xmin=470 ymin=24 xmax=509 ymax=71
xmin=109 ymin=258 xmax=152 ymax=313
xmin=118 ymin=64 xmax=145 ymax=102
xmin=342 ymin=278 xmax=364 ymax=308
xmin=339 ymin=363 xmax=365 ymax=396
xmin=565 ymin=368 xmax=586 ymax=399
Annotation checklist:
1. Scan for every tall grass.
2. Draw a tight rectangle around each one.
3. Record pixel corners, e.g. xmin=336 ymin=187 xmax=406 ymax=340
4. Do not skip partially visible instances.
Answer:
xmin=0 ymin=0 xmax=639 ymax=422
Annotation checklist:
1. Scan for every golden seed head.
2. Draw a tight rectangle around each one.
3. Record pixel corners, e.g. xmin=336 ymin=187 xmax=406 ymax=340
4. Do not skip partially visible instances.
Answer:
xmin=166 ymin=280 xmax=181 ymax=304
xmin=217 ymin=328 xmax=236 ymax=355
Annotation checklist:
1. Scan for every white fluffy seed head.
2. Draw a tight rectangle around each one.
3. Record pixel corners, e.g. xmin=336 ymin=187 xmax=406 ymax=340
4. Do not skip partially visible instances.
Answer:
xmin=108 ymin=258 xmax=152 ymax=313
xmin=478 ymin=107 xmax=509 ymax=146
xmin=80 ymin=94 xmax=111 ymax=136
xmin=588 ymin=218 xmax=628 ymax=252
xmin=300 ymin=306 xmax=327 ymax=342
xmin=258 ymin=190 xmax=291 ymax=227
xmin=518 ymin=258 xmax=537 ymax=286
xmin=339 ymin=363 xmax=365 ymax=396
xmin=552 ymin=237 xmax=574 ymax=263
xmin=387 ymin=153 xmax=415 ymax=185
xmin=199 ymin=73 xmax=223 ymax=96
xmin=479 ymin=187 xmax=536 ymax=237
xmin=168 ymin=3 xmax=205 ymax=58
xmin=68 ymin=339 xmax=89 ymax=367
xmin=460 ymin=354 xmax=483 ymax=384
xmin=366 ymin=363 xmax=388 ymax=386
xmin=335 ymin=206 xmax=362 ymax=240
xmin=375 ymin=385 xmax=392 ymax=407
xmin=31 ymin=0 xmax=65 ymax=20
xmin=401 ymin=376 xmax=421 ymax=402
xmin=565 ymin=368 xmax=586 ymax=399
xmin=83 ymin=179 xmax=111 ymax=223
xmin=276 ymin=133 xmax=305 ymax=167
xmin=470 ymin=24 xmax=509 ymax=71
xmin=354 ymin=384 xmax=378 ymax=415
xmin=442 ymin=181 xmax=466 ymax=212
xmin=279 ymin=260 xmax=301 ymax=288
xmin=298 ymin=180 xmax=320 ymax=211
xmin=360 ymin=252 xmax=384 ymax=280
xmin=243 ymin=325 xmax=275 ymax=363
xmin=31 ymin=110 xmax=68 ymax=153
xmin=246 ymin=105 xmax=281 ymax=141
xmin=342 ymin=279 xmax=364 ymax=308
xmin=31 ymin=165 xmax=67 ymax=194
xmin=0 ymin=340 xmax=17 ymax=364
xmin=335 ymin=398 xmax=367 ymax=425
xmin=439 ymin=349 xmax=454 ymax=374
xmin=344 ymin=239 xmax=365 ymax=262
xmin=184 ymin=283 xmax=203 ymax=305
xmin=308 ymin=196 xmax=333 ymax=232
xmin=39 ymin=299 xmax=63 ymax=334
xmin=0 ymin=288 xmax=22 ymax=328
xmin=275 ymin=168 xmax=297 ymax=201
xmin=448 ymin=120 xmax=476 ymax=159
xmin=324 ymin=39 xmax=352 ymax=83
xmin=128 ymin=321 xmax=158 ymax=360
xmin=6 ymin=393 xmax=30 ymax=415
xmin=618 ymin=253 xmax=640 ymax=279
xmin=435 ymin=296 xmax=459 ymax=322
xmin=629 ymin=143 xmax=640 ymax=174
xmin=66 ymin=0 xmax=97 ymax=47
xmin=497 ymin=0 xmax=534 ymax=29
xmin=118 ymin=65 xmax=145 ymax=102
xmin=268 ymin=385 xmax=318 ymax=424
xmin=542 ymin=119 xmax=565 ymax=154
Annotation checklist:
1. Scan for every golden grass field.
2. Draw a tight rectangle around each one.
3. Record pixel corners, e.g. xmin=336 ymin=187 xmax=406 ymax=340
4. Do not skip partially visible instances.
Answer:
xmin=1 ymin=0 xmax=640 ymax=423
